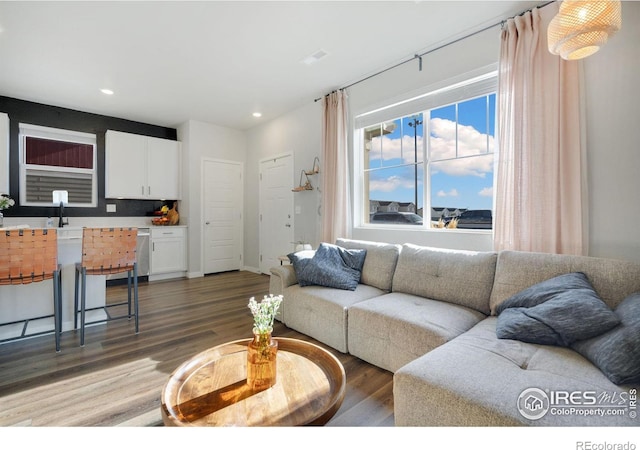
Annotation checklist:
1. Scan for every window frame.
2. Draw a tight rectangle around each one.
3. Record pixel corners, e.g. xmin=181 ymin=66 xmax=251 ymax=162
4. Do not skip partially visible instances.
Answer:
xmin=354 ymin=70 xmax=497 ymax=231
xmin=19 ymin=123 xmax=98 ymax=208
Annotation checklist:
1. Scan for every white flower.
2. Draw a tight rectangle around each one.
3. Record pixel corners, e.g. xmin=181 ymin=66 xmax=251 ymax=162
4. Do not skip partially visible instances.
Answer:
xmin=0 ymin=195 xmax=15 ymax=210
xmin=248 ymin=294 xmax=283 ymax=334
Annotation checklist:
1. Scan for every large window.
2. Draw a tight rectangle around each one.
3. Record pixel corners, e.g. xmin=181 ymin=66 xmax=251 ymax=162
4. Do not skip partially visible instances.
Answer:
xmin=356 ymin=72 xmax=496 ymax=230
xmin=19 ymin=124 xmax=97 ymax=207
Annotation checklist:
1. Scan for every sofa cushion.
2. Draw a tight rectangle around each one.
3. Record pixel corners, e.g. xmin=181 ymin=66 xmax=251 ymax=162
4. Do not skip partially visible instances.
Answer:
xmin=282 ymin=282 xmax=385 ymax=353
xmin=496 ymin=272 xmax=620 ymax=347
xmin=391 ymin=243 xmax=497 ymax=315
xmin=572 ymin=292 xmax=640 ymax=385
xmin=490 ymin=250 xmax=640 ymax=315
xmin=347 ymin=292 xmax=486 ymax=372
xmin=336 ymin=238 xmax=401 ymax=292
xmin=288 ymin=243 xmax=366 ymax=291
xmin=394 ymin=317 xmax=639 ymax=426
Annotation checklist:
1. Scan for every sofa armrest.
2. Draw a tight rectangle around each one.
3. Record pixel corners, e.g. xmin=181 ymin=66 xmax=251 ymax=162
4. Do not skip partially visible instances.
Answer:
xmin=269 ymin=265 xmax=298 ymax=295
xmin=269 ymin=265 xmax=297 ymax=324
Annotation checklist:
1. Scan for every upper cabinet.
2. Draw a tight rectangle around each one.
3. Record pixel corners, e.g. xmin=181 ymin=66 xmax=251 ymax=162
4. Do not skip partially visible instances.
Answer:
xmin=105 ymin=130 xmax=181 ymax=200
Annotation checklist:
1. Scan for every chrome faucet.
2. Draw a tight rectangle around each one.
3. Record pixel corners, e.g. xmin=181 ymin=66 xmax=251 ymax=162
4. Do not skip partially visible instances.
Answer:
xmin=58 ymin=201 xmax=68 ymax=228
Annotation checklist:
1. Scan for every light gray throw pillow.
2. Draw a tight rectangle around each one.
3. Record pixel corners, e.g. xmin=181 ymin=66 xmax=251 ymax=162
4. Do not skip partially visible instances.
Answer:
xmin=572 ymin=292 xmax=640 ymax=385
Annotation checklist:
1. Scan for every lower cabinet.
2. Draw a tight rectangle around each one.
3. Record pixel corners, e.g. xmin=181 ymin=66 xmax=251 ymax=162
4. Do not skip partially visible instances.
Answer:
xmin=150 ymin=227 xmax=187 ymax=277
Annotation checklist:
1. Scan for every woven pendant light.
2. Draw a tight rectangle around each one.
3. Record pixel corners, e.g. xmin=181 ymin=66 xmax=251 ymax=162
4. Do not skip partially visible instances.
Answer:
xmin=548 ymin=0 xmax=622 ymax=60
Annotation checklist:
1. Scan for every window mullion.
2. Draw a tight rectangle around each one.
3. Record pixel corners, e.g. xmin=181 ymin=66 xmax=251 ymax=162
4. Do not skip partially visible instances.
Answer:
xmin=424 ymin=110 xmax=431 ymax=224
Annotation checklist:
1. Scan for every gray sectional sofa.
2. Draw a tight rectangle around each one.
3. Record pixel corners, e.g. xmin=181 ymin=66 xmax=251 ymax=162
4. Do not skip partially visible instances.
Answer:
xmin=269 ymin=238 xmax=640 ymax=426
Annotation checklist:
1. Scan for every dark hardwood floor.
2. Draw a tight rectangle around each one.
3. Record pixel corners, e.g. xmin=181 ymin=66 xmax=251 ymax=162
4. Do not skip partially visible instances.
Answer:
xmin=0 ymin=271 xmax=394 ymax=427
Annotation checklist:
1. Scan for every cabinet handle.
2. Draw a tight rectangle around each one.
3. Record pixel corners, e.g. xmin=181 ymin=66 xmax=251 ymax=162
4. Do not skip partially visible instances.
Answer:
xmin=152 ymin=242 xmax=155 ymax=251
xmin=148 ymin=186 xmax=151 ymax=195
xmin=141 ymin=186 xmax=144 ymax=195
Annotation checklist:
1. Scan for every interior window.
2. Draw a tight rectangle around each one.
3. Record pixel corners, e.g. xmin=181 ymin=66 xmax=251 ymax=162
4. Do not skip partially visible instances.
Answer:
xmin=19 ymin=124 xmax=97 ymax=207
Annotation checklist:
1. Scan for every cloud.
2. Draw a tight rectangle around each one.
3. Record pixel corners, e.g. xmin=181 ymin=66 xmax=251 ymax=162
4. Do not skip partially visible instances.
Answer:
xmin=368 ymin=118 xmax=494 ymax=178
xmin=429 ymin=118 xmax=494 ymax=177
xmin=436 ymin=188 xmax=459 ymax=197
xmin=430 ymin=117 xmax=494 ymax=159
xmin=369 ymin=175 xmax=414 ymax=192
xmin=368 ymin=134 xmax=423 ymax=165
xmin=478 ymin=187 xmax=493 ymax=197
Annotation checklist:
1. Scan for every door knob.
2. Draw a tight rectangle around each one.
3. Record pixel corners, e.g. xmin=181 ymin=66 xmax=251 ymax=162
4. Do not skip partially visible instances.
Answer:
xmin=205 ymin=221 xmax=210 ymax=225
xmin=285 ymin=223 xmax=291 ymax=227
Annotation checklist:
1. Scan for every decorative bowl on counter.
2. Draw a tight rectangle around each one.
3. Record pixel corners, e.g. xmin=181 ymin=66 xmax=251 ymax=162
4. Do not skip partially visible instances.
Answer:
xmin=152 ymin=217 xmax=170 ymax=226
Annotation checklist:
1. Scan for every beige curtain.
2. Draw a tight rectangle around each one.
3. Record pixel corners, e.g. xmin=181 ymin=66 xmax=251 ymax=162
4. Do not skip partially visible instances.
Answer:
xmin=321 ymin=90 xmax=351 ymax=243
xmin=494 ymin=3 xmax=587 ymax=255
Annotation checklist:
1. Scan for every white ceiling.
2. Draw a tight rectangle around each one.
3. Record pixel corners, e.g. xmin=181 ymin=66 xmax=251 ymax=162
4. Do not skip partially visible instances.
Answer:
xmin=0 ymin=1 xmax=545 ymax=131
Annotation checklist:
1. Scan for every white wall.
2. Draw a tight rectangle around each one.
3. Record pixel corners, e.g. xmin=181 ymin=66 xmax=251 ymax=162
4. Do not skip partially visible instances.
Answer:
xmin=245 ymin=2 xmax=640 ymax=263
xmin=244 ymin=101 xmax=322 ymax=271
xmin=177 ymin=119 xmax=247 ymax=276
xmin=582 ymin=1 xmax=640 ymax=262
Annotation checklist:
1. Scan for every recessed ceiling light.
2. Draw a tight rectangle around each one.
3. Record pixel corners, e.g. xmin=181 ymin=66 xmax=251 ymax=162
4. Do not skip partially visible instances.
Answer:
xmin=252 ymin=112 xmax=262 ymax=118
xmin=100 ymin=88 xmax=114 ymax=95
xmin=301 ymin=49 xmax=329 ymax=66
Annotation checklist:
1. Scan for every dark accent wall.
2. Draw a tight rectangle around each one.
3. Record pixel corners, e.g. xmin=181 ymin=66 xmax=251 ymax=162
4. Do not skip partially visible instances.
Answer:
xmin=0 ymin=96 xmax=178 ymax=218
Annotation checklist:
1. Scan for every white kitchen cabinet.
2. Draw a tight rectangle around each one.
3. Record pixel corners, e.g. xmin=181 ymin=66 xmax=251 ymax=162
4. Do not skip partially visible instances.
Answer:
xmin=150 ymin=226 xmax=187 ymax=277
xmin=105 ymin=130 xmax=181 ymax=200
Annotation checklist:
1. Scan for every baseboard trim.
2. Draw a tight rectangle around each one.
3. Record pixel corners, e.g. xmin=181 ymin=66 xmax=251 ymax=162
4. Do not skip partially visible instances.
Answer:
xmin=187 ymin=271 xmax=204 ymax=279
xmin=242 ymin=266 xmax=261 ymax=274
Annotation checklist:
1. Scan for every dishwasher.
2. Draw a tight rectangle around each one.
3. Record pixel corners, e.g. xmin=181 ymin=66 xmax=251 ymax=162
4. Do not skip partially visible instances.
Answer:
xmin=106 ymin=227 xmax=150 ymax=284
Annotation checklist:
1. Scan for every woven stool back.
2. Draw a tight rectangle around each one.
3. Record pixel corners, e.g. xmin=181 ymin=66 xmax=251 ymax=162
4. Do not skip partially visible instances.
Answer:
xmin=0 ymin=228 xmax=58 ymax=285
xmin=80 ymin=227 xmax=137 ymax=275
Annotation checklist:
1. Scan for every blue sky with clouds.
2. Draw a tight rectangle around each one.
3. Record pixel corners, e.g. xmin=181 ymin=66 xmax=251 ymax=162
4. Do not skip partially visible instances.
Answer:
xmin=367 ymin=94 xmax=495 ymax=213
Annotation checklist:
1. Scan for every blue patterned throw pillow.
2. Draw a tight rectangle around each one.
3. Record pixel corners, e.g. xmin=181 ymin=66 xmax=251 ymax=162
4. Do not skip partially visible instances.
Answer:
xmin=288 ymin=243 xmax=367 ymax=291
xmin=496 ymin=272 xmax=620 ymax=347
xmin=572 ymin=292 xmax=640 ymax=385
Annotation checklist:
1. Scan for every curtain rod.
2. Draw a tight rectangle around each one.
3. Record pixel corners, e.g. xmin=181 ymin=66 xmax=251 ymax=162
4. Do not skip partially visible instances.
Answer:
xmin=314 ymin=0 xmax=555 ymax=103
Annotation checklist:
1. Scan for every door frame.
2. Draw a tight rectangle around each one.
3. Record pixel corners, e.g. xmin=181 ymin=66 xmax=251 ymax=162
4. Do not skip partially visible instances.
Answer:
xmin=200 ymin=157 xmax=244 ymax=275
xmin=259 ymin=152 xmax=294 ymax=274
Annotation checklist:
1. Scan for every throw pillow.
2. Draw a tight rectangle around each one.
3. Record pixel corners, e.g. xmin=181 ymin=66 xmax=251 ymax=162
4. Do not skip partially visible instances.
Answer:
xmin=572 ymin=292 xmax=640 ymax=385
xmin=496 ymin=272 xmax=620 ymax=347
xmin=288 ymin=243 xmax=367 ymax=291
xmin=287 ymin=249 xmax=316 ymax=284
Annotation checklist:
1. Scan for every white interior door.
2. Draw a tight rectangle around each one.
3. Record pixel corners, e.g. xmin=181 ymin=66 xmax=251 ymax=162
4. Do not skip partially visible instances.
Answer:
xmin=259 ymin=154 xmax=294 ymax=274
xmin=203 ymin=159 xmax=243 ymax=274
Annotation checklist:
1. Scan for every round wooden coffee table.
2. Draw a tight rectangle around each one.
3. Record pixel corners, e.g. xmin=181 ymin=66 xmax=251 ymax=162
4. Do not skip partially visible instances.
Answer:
xmin=161 ymin=337 xmax=346 ymax=426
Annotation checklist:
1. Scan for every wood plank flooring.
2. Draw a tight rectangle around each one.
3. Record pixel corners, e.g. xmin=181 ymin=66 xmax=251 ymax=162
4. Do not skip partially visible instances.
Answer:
xmin=0 ymin=271 xmax=394 ymax=427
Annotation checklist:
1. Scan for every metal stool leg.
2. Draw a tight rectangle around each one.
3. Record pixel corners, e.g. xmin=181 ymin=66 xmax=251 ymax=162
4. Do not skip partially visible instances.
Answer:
xmin=53 ymin=268 xmax=61 ymax=352
xmin=74 ymin=265 xmax=80 ymax=330
xmin=127 ymin=270 xmax=132 ymax=318
xmin=134 ymin=263 xmax=139 ymax=334
xmin=80 ymin=267 xmax=87 ymax=347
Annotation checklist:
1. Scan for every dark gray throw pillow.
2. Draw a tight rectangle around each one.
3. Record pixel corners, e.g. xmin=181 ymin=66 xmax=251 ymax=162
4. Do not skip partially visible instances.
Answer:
xmin=496 ymin=272 xmax=620 ymax=347
xmin=288 ymin=243 xmax=367 ymax=291
xmin=572 ymin=292 xmax=640 ymax=385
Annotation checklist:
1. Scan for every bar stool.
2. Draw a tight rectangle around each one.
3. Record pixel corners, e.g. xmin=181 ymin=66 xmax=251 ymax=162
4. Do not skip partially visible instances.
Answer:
xmin=0 ymin=228 xmax=62 ymax=352
xmin=74 ymin=227 xmax=138 ymax=346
